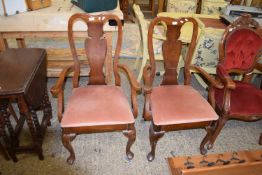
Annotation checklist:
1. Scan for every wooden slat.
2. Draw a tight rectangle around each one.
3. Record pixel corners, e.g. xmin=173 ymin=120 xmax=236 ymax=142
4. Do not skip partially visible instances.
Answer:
xmin=2 ymin=31 xmax=89 ymax=38
xmin=46 ymin=48 xmax=86 ymax=60
xmin=16 ymin=38 xmax=26 ymax=48
xmin=47 ymin=60 xmax=90 ymax=77
xmin=168 ymin=150 xmax=262 ymax=175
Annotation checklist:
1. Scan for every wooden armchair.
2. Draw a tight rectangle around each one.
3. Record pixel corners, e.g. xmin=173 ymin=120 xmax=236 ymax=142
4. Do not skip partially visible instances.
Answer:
xmin=143 ymin=16 xmax=223 ymax=161
xmin=201 ymin=14 xmax=262 ymax=152
xmin=51 ymin=14 xmax=141 ymax=164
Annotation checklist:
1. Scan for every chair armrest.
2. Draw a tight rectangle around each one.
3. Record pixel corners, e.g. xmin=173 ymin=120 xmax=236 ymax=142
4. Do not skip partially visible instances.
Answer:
xmin=143 ymin=65 xmax=153 ymax=94
xmin=190 ymin=65 xmax=223 ymax=89
xmin=255 ymin=62 xmax=262 ymax=72
xmin=51 ymin=65 xmax=75 ymax=95
xmin=118 ymin=64 xmax=141 ymax=118
xmin=50 ymin=65 xmax=75 ymax=122
xmin=216 ymin=64 xmax=236 ymax=90
xmin=118 ymin=64 xmax=141 ymax=91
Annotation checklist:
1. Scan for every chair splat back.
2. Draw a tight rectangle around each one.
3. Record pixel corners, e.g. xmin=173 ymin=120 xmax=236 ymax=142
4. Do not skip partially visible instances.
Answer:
xmin=147 ymin=17 xmax=198 ymax=85
xmin=219 ymin=14 xmax=262 ymax=75
xmin=68 ymin=14 xmax=123 ymax=87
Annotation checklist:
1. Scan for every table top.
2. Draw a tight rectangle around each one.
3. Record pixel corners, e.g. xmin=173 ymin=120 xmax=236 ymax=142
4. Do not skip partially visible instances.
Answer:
xmin=0 ymin=0 xmax=123 ymax=32
xmin=0 ymin=48 xmax=46 ymax=96
xmin=158 ymin=12 xmax=227 ymax=29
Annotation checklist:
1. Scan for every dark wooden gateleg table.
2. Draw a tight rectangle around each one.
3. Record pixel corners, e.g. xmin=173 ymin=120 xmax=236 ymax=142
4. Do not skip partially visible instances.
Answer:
xmin=0 ymin=48 xmax=52 ymax=161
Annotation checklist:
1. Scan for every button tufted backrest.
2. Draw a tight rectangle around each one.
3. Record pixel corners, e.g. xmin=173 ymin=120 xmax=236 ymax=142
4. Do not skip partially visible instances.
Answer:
xmin=222 ymin=28 xmax=262 ymax=72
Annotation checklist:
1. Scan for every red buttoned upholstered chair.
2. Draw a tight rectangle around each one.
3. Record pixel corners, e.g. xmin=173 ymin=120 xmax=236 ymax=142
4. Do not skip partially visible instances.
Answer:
xmin=51 ymin=14 xmax=141 ymax=164
xmin=201 ymin=14 xmax=262 ymax=152
xmin=143 ymin=16 xmax=223 ymax=161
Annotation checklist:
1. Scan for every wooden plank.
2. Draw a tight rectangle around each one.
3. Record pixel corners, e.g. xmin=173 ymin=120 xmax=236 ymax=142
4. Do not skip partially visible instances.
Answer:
xmin=0 ymin=33 xmax=8 ymax=52
xmin=46 ymin=48 xmax=86 ymax=60
xmin=2 ymin=31 xmax=88 ymax=38
xmin=47 ymin=60 xmax=89 ymax=77
xmin=167 ymin=150 xmax=262 ymax=175
xmin=16 ymin=38 xmax=26 ymax=48
xmin=182 ymin=162 xmax=262 ymax=175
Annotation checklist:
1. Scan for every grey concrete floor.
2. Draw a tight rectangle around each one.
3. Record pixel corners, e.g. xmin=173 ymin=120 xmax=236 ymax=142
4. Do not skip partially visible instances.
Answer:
xmin=0 ymin=59 xmax=261 ymax=175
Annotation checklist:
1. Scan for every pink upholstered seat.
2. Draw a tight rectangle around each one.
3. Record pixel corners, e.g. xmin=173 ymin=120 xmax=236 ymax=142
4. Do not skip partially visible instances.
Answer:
xmin=215 ymin=81 xmax=262 ymax=116
xmin=151 ymin=85 xmax=218 ymax=125
xmin=61 ymin=86 xmax=135 ymax=127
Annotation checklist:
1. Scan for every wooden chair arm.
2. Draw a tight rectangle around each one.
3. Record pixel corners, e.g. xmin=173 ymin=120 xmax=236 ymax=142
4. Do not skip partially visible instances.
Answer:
xmin=118 ymin=64 xmax=141 ymax=118
xmin=255 ymin=62 xmax=262 ymax=72
xmin=190 ymin=65 xmax=223 ymax=89
xmin=143 ymin=65 xmax=153 ymax=94
xmin=50 ymin=65 xmax=75 ymax=122
xmin=118 ymin=64 xmax=141 ymax=91
xmin=217 ymin=64 xmax=236 ymax=90
xmin=50 ymin=65 xmax=75 ymax=95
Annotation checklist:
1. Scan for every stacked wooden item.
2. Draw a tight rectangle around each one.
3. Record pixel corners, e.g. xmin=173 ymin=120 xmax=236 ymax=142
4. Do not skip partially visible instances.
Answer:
xmin=167 ymin=150 xmax=262 ymax=175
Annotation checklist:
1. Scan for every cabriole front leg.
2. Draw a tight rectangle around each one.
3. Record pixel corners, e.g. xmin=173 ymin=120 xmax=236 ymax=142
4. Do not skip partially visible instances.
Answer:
xmin=62 ymin=132 xmax=77 ymax=165
xmin=200 ymin=122 xmax=215 ymax=155
xmin=147 ymin=123 xmax=164 ymax=162
xmin=123 ymin=123 xmax=136 ymax=160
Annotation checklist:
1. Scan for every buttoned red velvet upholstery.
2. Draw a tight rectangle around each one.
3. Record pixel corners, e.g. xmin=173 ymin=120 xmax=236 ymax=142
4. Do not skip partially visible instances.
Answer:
xmin=222 ymin=28 xmax=262 ymax=71
xmin=61 ymin=86 xmax=134 ymax=127
xmin=151 ymin=86 xmax=218 ymax=125
xmin=214 ymin=81 xmax=262 ymax=116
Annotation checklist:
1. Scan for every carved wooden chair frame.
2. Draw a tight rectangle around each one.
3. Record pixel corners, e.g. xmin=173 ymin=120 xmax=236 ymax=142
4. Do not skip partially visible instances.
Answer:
xmin=201 ymin=14 xmax=262 ymax=152
xmin=143 ymin=16 xmax=223 ymax=161
xmin=51 ymin=14 xmax=141 ymax=164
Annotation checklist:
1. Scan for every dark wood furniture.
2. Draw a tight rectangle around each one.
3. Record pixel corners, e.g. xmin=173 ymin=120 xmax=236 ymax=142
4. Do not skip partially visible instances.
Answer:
xmin=0 ymin=48 xmax=52 ymax=161
xmin=201 ymin=14 xmax=262 ymax=153
xmin=143 ymin=16 xmax=223 ymax=161
xmin=51 ymin=14 xmax=141 ymax=165
xmin=167 ymin=149 xmax=262 ymax=175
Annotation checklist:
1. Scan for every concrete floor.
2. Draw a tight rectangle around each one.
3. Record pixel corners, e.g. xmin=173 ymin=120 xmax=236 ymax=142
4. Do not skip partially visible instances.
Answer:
xmin=0 ymin=58 xmax=261 ymax=175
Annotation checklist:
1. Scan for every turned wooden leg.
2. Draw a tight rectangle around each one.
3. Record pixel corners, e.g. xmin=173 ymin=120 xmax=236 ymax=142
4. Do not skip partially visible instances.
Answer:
xmin=62 ymin=132 xmax=76 ymax=165
xmin=0 ymin=142 xmax=10 ymax=160
xmin=0 ymin=102 xmax=18 ymax=162
xmin=259 ymin=133 xmax=262 ymax=145
xmin=18 ymin=96 xmax=44 ymax=160
xmin=208 ymin=116 xmax=227 ymax=149
xmin=123 ymin=123 xmax=136 ymax=160
xmin=200 ymin=122 xmax=215 ymax=155
xmin=147 ymin=123 xmax=165 ymax=162
xmin=42 ymin=89 xmax=52 ymax=127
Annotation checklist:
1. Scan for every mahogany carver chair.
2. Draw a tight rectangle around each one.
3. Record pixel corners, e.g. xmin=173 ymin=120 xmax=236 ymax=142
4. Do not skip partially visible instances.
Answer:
xmin=51 ymin=14 xmax=141 ymax=164
xmin=200 ymin=14 xmax=262 ymax=151
xmin=143 ymin=16 xmax=223 ymax=161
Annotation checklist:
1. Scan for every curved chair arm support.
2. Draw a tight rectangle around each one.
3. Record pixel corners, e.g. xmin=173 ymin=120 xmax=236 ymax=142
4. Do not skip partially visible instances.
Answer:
xmin=190 ymin=65 xmax=223 ymax=89
xmin=143 ymin=65 xmax=153 ymax=94
xmin=118 ymin=64 xmax=141 ymax=118
xmin=255 ymin=62 xmax=262 ymax=72
xmin=118 ymin=64 xmax=141 ymax=91
xmin=50 ymin=65 xmax=75 ymax=122
xmin=217 ymin=64 xmax=236 ymax=90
